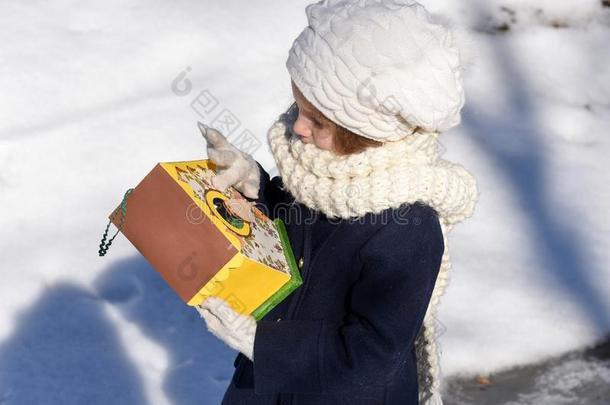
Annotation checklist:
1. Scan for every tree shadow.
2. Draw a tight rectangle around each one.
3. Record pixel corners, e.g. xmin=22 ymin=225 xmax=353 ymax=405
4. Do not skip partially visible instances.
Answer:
xmin=0 ymin=283 xmax=147 ymax=404
xmin=461 ymin=4 xmax=609 ymax=332
xmin=93 ymin=256 xmax=235 ymax=405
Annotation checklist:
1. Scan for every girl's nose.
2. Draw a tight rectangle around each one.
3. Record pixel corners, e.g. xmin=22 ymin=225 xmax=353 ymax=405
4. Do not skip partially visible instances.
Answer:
xmin=293 ymin=115 xmax=311 ymax=138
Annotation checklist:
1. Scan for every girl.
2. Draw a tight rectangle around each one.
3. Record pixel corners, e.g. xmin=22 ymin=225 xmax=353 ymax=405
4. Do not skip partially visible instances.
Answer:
xmin=197 ymin=1 xmax=479 ymax=404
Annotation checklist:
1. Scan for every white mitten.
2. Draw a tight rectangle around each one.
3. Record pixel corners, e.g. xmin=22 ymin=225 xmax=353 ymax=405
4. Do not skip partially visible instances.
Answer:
xmin=198 ymin=122 xmax=261 ymax=199
xmin=196 ymin=296 xmax=257 ymax=361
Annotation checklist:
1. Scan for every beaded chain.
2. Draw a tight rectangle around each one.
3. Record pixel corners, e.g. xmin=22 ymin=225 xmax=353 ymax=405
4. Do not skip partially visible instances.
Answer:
xmin=98 ymin=188 xmax=134 ymax=256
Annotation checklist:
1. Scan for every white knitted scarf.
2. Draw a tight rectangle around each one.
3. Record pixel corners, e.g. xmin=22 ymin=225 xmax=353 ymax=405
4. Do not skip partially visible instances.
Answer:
xmin=266 ymin=110 xmax=479 ymax=405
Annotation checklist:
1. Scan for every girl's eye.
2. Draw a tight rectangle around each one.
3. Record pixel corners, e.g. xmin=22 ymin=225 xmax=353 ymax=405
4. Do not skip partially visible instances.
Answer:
xmin=313 ymin=120 xmax=322 ymax=127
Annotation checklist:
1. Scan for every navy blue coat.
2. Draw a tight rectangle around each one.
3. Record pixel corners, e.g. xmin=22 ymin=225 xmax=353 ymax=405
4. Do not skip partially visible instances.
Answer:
xmin=220 ymin=162 xmax=445 ymax=405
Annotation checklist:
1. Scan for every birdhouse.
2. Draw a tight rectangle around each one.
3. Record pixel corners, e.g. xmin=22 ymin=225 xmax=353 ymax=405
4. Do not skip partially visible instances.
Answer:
xmin=106 ymin=159 xmax=301 ymax=321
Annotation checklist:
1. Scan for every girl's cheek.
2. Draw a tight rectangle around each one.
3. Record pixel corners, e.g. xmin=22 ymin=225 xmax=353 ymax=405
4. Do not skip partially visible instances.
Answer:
xmin=315 ymin=133 xmax=335 ymax=151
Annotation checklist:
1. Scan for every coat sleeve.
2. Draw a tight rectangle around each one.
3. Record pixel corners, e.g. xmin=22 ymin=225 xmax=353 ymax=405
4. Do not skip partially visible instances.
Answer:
xmin=248 ymin=161 xmax=294 ymax=220
xmin=252 ymin=204 xmax=445 ymax=394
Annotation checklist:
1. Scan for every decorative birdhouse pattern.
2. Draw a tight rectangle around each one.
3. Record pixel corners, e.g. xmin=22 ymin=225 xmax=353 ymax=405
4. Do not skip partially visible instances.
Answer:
xmin=175 ymin=163 xmax=291 ymax=277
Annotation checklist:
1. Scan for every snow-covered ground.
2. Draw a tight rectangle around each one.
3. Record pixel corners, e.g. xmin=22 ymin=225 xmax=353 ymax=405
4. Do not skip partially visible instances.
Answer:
xmin=0 ymin=0 xmax=608 ymax=403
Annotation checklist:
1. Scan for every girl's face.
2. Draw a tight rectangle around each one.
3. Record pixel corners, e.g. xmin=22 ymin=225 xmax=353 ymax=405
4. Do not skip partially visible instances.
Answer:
xmin=291 ymin=81 xmax=336 ymax=152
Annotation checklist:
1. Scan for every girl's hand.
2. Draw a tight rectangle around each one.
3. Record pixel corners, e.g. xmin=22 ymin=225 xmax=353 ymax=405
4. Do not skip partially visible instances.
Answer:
xmin=198 ymin=122 xmax=261 ymax=199
xmin=196 ymin=296 xmax=257 ymax=361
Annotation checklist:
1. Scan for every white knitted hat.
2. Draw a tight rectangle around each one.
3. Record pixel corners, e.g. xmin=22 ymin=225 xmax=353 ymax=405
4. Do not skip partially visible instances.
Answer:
xmin=286 ymin=0 xmax=465 ymax=141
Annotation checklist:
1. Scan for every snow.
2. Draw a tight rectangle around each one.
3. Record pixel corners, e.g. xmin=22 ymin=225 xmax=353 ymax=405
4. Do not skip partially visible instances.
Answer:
xmin=0 ymin=0 xmax=609 ymax=402
xmin=504 ymin=357 xmax=610 ymax=405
